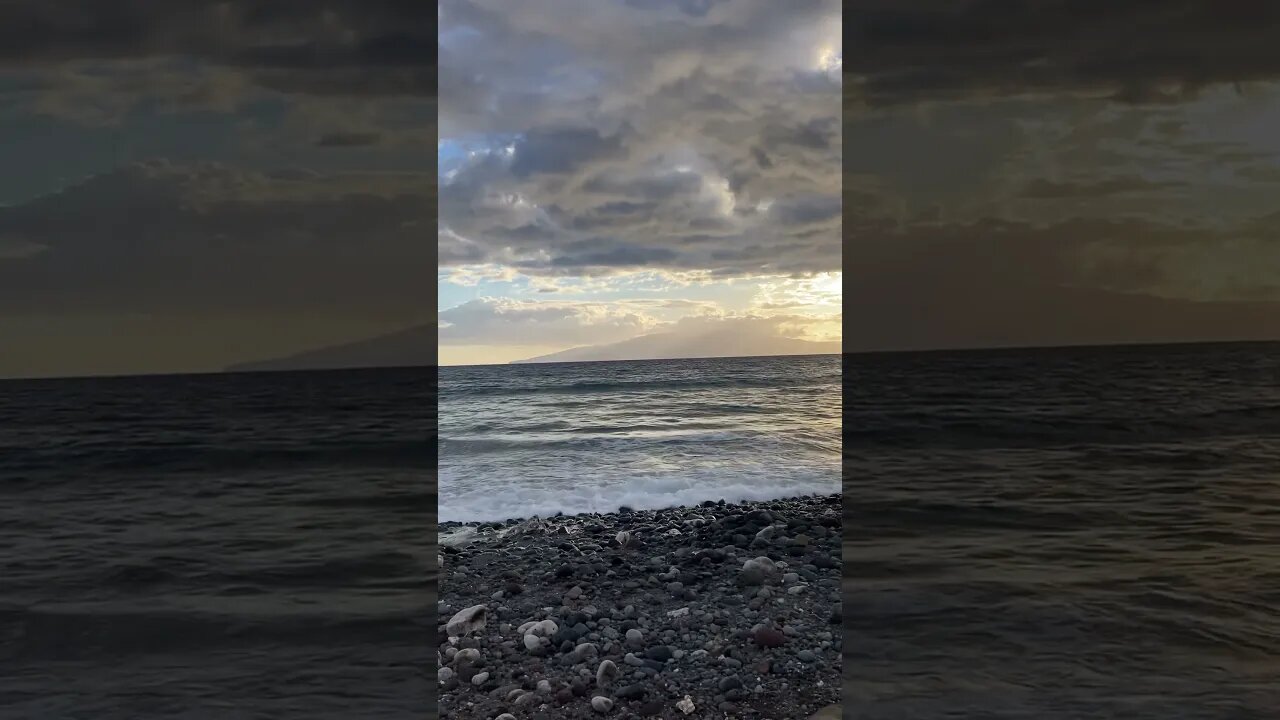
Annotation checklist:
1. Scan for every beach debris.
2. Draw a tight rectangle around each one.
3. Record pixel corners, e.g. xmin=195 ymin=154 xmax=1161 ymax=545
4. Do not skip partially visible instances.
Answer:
xmin=676 ymin=695 xmax=696 ymax=714
xmin=445 ymin=604 xmax=487 ymax=638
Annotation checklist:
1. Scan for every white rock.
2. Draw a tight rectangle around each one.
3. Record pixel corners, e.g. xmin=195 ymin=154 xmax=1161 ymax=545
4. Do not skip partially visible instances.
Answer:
xmin=524 ymin=633 xmax=543 ymax=651
xmin=591 ymin=696 xmax=614 ymax=713
xmin=530 ymin=619 xmax=559 ymax=637
xmin=676 ymin=695 xmax=696 ymax=714
xmin=470 ymin=671 xmax=489 ymax=686
xmin=445 ymin=604 xmax=488 ymax=638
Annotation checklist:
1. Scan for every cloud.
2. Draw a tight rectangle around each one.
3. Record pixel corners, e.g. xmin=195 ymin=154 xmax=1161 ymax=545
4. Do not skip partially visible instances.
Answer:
xmin=0 ymin=1 xmax=441 ymax=128
xmin=315 ymin=131 xmax=384 ymax=147
xmin=0 ymin=1 xmax=437 ymax=96
xmin=0 ymin=160 xmax=436 ymax=315
xmin=437 ymin=296 xmax=721 ymax=347
xmin=436 ymin=291 xmax=845 ymax=361
xmin=844 ymin=1 xmax=1280 ymax=106
xmin=1018 ymin=175 xmax=1181 ymax=199
xmin=0 ymin=237 xmax=49 ymax=260
xmin=848 ymin=211 xmax=1280 ymax=308
xmin=514 ymin=312 xmax=841 ymax=363
xmin=437 ymin=0 xmax=841 ymax=279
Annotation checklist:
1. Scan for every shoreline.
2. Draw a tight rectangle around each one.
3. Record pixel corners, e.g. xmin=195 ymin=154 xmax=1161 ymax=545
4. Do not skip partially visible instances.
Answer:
xmin=438 ymin=493 xmax=841 ymax=719
xmin=438 ymin=491 xmax=843 ymax=539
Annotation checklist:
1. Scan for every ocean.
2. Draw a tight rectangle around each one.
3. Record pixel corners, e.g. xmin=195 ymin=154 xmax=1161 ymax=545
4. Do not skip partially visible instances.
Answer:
xmin=845 ymin=342 xmax=1280 ymax=718
xmin=0 ymin=367 xmax=435 ymax=719
xmin=437 ymin=354 xmax=842 ymax=524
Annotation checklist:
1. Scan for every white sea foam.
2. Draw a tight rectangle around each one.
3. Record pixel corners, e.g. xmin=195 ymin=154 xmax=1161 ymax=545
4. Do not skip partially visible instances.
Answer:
xmin=437 ymin=470 xmax=840 ymax=523
xmin=438 ymin=355 xmax=842 ymax=524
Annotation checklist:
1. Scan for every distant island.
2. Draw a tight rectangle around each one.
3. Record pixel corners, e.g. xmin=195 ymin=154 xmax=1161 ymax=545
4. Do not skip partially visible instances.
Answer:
xmin=225 ymin=324 xmax=436 ymax=373
xmin=512 ymin=328 xmax=841 ymax=364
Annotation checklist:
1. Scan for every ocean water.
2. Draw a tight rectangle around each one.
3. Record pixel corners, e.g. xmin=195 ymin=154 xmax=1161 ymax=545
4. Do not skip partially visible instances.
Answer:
xmin=438 ymin=354 xmax=842 ymax=523
xmin=0 ymin=368 xmax=435 ymax=719
xmin=845 ymin=342 xmax=1280 ymax=718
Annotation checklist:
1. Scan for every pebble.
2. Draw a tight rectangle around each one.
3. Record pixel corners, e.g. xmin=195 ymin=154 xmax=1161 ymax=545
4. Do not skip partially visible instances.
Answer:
xmin=596 ymin=659 xmax=618 ymax=688
xmin=753 ymin=626 xmax=787 ymax=648
xmin=438 ymin=497 xmax=841 ymax=719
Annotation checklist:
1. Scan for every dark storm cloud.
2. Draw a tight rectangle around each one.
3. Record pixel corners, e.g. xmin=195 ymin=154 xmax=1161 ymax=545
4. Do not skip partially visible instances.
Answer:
xmin=770 ymin=194 xmax=843 ymax=227
xmin=0 ymin=0 xmax=436 ymax=96
xmin=509 ymin=127 xmax=629 ymax=178
xmin=1018 ymin=176 xmax=1181 ymax=199
xmin=315 ymin=131 xmax=384 ymax=147
xmin=845 ymin=0 xmax=1280 ymax=105
xmin=844 ymin=208 xmax=1280 ymax=330
xmin=438 ymin=0 xmax=842 ymax=277
xmin=0 ymin=161 xmax=435 ymax=314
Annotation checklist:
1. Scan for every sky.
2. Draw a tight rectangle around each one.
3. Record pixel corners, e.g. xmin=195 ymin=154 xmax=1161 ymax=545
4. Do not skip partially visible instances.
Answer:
xmin=4 ymin=3 xmax=1279 ymax=377
xmin=841 ymin=1 xmax=1280 ymax=351
xmin=0 ymin=0 xmax=437 ymax=379
xmin=437 ymin=0 xmax=843 ymax=365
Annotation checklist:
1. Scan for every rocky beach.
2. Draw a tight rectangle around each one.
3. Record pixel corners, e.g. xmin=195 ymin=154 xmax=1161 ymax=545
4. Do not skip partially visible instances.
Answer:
xmin=437 ymin=494 xmax=842 ymax=720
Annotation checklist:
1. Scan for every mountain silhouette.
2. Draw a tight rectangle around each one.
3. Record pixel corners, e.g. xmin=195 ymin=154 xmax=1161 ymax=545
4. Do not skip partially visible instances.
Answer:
xmin=512 ymin=327 xmax=840 ymax=364
xmin=226 ymin=324 xmax=436 ymax=372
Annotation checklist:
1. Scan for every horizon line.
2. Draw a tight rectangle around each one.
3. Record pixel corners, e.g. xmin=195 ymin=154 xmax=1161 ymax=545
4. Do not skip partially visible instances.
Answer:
xmin=4 ymin=337 xmax=1279 ymax=382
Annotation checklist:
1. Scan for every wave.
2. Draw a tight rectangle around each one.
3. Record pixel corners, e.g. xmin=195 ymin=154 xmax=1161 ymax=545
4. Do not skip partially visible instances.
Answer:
xmin=437 ymin=471 xmax=840 ymax=523
xmin=0 ymin=439 xmax=434 ymax=476
xmin=442 ymin=375 xmax=836 ymax=398
xmin=842 ymin=408 xmax=1280 ymax=449
xmin=438 ymin=428 xmax=756 ymax=454
xmin=0 ymin=602 xmax=430 ymax=662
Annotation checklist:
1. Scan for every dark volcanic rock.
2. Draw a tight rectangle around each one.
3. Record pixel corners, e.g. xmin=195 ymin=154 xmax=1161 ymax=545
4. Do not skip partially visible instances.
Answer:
xmin=438 ymin=494 xmax=842 ymax=719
